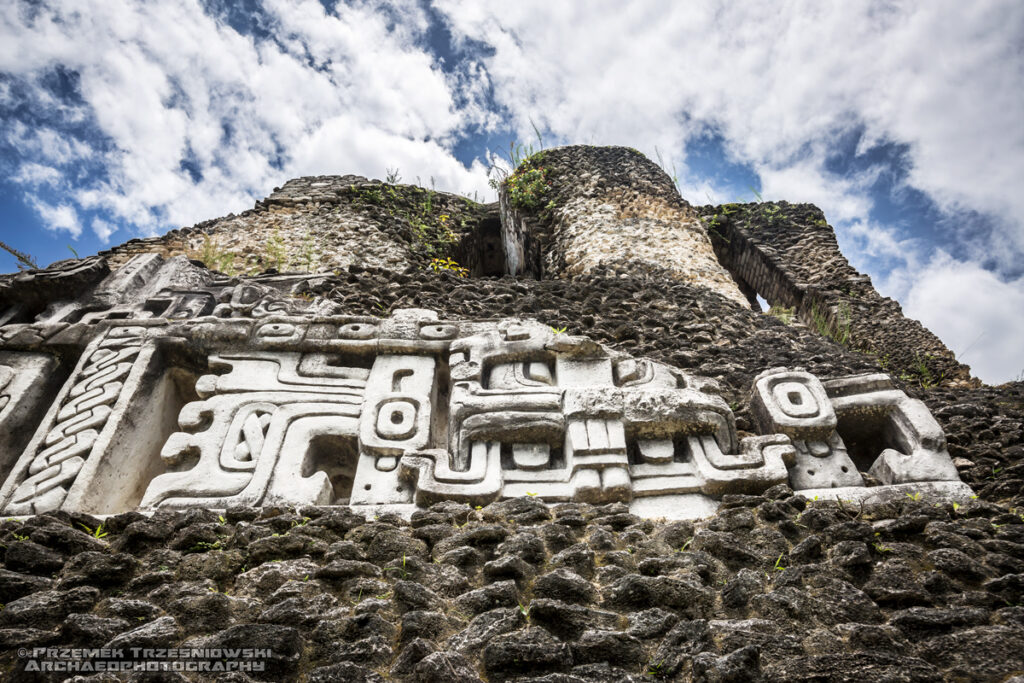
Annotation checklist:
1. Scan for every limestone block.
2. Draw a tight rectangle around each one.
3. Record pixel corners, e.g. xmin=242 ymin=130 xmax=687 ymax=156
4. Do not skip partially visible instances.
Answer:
xmin=0 ymin=352 xmax=64 ymax=485
xmin=141 ymin=353 xmax=369 ymax=508
xmin=0 ymin=328 xmax=153 ymax=515
xmin=359 ymin=354 xmax=436 ymax=457
xmin=690 ymin=435 xmax=792 ymax=496
xmin=822 ymin=373 xmax=959 ymax=485
xmin=401 ymin=442 xmax=502 ymax=506
xmin=788 ymin=433 xmax=864 ymax=490
xmin=555 ymin=357 xmax=613 ymax=387
xmin=750 ymin=369 xmax=836 ymax=441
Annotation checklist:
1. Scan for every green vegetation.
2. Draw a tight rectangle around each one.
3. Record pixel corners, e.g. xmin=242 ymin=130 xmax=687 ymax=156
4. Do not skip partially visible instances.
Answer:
xmin=767 ymin=305 xmax=795 ymax=325
xmin=265 ymin=229 xmax=289 ymax=271
xmin=0 ymin=239 xmax=39 ymax=270
xmin=654 ymin=146 xmax=681 ymax=191
xmin=194 ymin=235 xmax=237 ymax=275
xmin=810 ymin=300 xmax=852 ymax=347
xmin=77 ymin=522 xmax=109 ymax=539
xmin=427 ymin=256 xmax=468 ymax=277
xmin=505 ymin=165 xmax=551 ymax=210
xmin=298 ymin=230 xmax=319 ymax=272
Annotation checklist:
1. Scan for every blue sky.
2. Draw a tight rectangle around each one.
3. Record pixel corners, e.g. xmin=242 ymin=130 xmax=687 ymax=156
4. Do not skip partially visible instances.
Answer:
xmin=1 ymin=1 xmax=1022 ymax=383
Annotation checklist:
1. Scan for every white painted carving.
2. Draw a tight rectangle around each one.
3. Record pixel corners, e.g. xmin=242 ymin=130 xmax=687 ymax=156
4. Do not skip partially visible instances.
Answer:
xmin=1 ymin=329 xmax=146 ymax=514
xmin=0 ymin=299 xmax=969 ymax=519
xmin=141 ymin=352 xmax=368 ymax=508
xmin=751 ymin=368 xmax=959 ymax=491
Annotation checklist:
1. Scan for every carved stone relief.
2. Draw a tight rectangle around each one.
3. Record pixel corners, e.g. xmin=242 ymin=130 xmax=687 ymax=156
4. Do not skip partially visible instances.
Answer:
xmin=751 ymin=368 xmax=961 ymax=492
xmin=0 ymin=352 xmax=67 ymax=484
xmin=0 ymin=251 xmax=974 ymax=520
xmin=0 ymin=329 xmax=147 ymax=514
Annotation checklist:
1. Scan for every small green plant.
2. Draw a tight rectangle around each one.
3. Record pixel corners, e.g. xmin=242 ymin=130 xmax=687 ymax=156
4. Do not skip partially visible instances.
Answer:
xmin=67 ymin=244 xmax=79 ymax=258
xmin=189 ymin=540 xmax=222 ymax=552
xmin=905 ymin=491 xmax=922 ymax=502
xmin=761 ymin=203 xmax=782 ymax=223
xmin=525 ymin=492 xmax=538 ymax=497
xmin=505 ymin=165 xmax=551 ymax=210
xmin=196 ymin=235 xmax=236 ymax=275
xmin=549 ymin=326 xmax=567 ymax=335
xmin=517 ymin=601 xmax=531 ymax=617
xmin=299 ymin=231 xmax=319 ymax=272
xmin=12 ymin=533 xmax=28 ymax=542
xmin=427 ymin=257 xmax=469 ymax=277
xmin=0 ymin=239 xmax=39 ymax=270
xmin=675 ymin=538 xmax=694 ymax=553
xmin=773 ymin=553 xmax=786 ymax=571
xmin=78 ymin=523 xmax=108 ymax=539
xmin=873 ymin=542 xmax=891 ymax=553
xmin=654 ymin=146 xmax=681 ymax=191
xmin=218 ymin=515 xmax=227 ymax=525
xmin=810 ymin=301 xmax=852 ymax=347
xmin=383 ymin=554 xmax=410 ymax=580
xmin=266 ymin=229 xmax=289 ymax=271
xmin=645 ymin=658 xmax=666 ymax=677
xmin=385 ymin=167 xmax=401 ymax=184
xmin=767 ymin=306 xmax=795 ymax=325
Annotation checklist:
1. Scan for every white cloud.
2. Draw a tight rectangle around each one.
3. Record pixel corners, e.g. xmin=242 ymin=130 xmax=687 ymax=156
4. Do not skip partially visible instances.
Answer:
xmin=13 ymin=162 xmax=60 ymax=186
xmin=91 ymin=217 xmax=116 ymax=242
xmin=435 ymin=1 xmax=1024 ymax=271
xmin=0 ymin=0 xmax=492 ymax=234
xmin=27 ymin=196 xmax=81 ymax=237
xmin=903 ymin=253 xmax=1024 ymax=384
xmin=3 ymin=0 xmax=1023 ymax=382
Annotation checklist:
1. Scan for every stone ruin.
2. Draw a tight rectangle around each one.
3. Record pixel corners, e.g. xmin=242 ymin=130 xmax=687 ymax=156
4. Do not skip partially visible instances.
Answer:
xmin=0 ymin=148 xmax=973 ymax=521
xmin=2 ymin=146 xmax=1023 ymax=682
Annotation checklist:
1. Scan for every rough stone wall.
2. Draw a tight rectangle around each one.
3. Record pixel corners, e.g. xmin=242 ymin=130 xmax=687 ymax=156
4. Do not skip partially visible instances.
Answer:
xmin=701 ymin=201 xmax=973 ymax=387
xmin=499 ymin=147 xmax=749 ymax=306
xmin=98 ymin=175 xmax=493 ymax=278
xmin=3 ymin=489 xmax=1024 ymax=681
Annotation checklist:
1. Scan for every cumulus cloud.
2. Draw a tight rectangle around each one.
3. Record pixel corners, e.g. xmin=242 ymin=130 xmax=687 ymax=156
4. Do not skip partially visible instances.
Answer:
xmin=435 ymin=1 xmax=1024 ymax=267
xmin=0 ymin=0 xmax=492 ymax=235
xmin=2 ymin=0 xmax=1022 ymax=381
xmin=28 ymin=196 xmax=81 ymax=237
xmin=433 ymin=0 xmax=1024 ymax=381
xmin=90 ymin=217 xmax=116 ymax=242
xmin=903 ymin=254 xmax=1024 ymax=384
xmin=13 ymin=162 xmax=60 ymax=186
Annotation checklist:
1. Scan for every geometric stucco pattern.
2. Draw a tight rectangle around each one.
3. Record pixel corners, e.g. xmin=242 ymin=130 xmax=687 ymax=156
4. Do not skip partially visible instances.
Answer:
xmin=0 ymin=254 xmax=972 ymax=519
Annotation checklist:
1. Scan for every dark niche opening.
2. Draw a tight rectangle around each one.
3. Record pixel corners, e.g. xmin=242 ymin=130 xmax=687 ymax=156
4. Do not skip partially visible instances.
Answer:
xmin=474 ymin=216 xmax=506 ymax=276
xmin=455 ymin=210 xmax=520 ymax=278
xmin=835 ymin=411 xmax=908 ymax=474
xmin=304 ymin=434 xmax=359 ymax=504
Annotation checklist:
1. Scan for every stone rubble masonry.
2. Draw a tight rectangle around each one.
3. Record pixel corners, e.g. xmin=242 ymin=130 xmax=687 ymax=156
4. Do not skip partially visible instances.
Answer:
xmin=701 ymin=200 xmax=973 ymax=386
xmin=499 ymin=146 xmax=750 ymax=306
xmin=91 ymin=174 xmax=493 ymax=278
